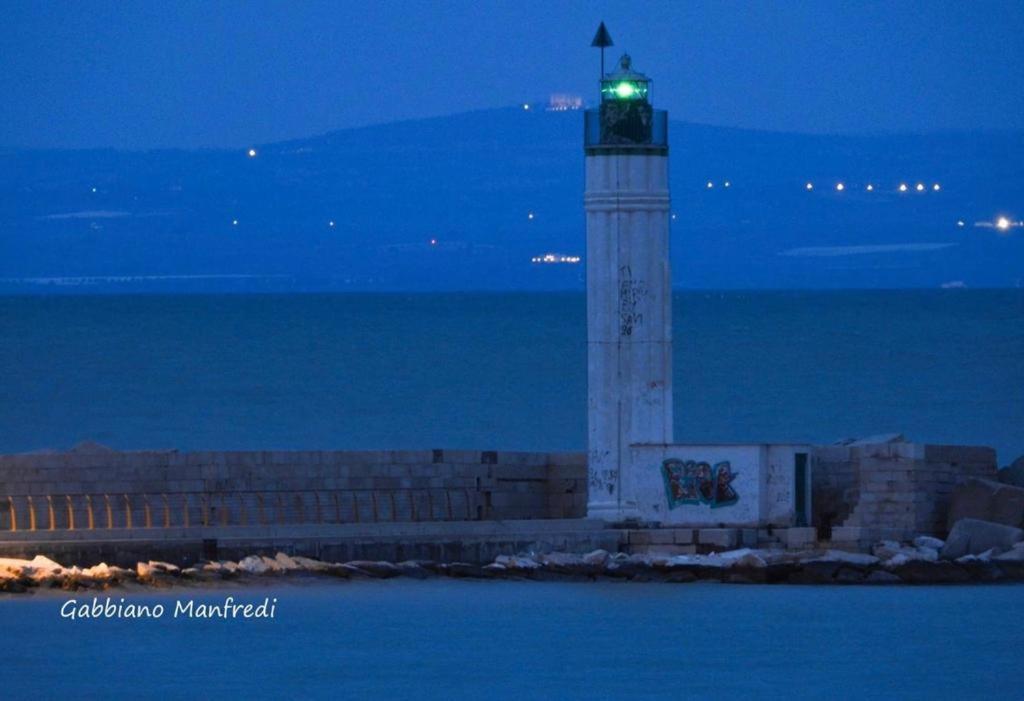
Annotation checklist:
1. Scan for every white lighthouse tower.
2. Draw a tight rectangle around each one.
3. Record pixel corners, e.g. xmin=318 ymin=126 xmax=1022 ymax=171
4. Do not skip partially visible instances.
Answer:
xmin=585 ymin=46 xmax=673 ymax=522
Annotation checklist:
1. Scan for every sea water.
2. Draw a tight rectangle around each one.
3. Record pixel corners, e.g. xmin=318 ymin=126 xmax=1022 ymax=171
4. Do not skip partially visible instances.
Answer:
xmin=1 ymin=291 xmax=1023 ymax=697
xmin=0 ymin=580 xmax=1022 ymax=699
xmin=1 ymin=290 xmax=1021 ymax=461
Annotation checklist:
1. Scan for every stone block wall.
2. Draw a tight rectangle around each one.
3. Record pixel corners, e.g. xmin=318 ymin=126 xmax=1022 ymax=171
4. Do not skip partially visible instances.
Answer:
xmin=812 ymin=441 xmax=997 ymax=546
xmin=0 ymin=447 xmax=588 ymax=534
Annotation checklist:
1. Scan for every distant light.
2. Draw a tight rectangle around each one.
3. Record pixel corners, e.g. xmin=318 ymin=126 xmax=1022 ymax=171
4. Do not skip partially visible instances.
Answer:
xmin=933 ymin=183 xmax=941 ymax=191
xmin=996 ymin=217 xmax=1011 ymax=231
xmin=915 ymin=183 xmax=925 ymax=192
xmin=805 ymin=182 xmax=813 ymax=191
xmin=328 ymin=221 xmax=335 ymax=227
xmin=724 ymin=181 xmax=731 ymax=188
xmin=247 ymin=148 xmax=257 ymax=158
xmin=91 ymin=187 xmax=97 ymax=193
xmin=706 ymin=181 xmax=714 ymax=189
xmin=429 ymin=238 xmax=438 ymax=245
xmin=614 ymin=82 xmax=635 ymax=99
xmin=671 ymin=213 xmax=677 ymax=220
xmin=522 ymin=103 xmax=530 ymax=111
xmin=956 ymin=220 xmax=965 ymax=227
xmin=531 ymin=253 xmax=580 ymax=264
xmin=231 ymin=219 xmax=238 ymax=226
xmin=866 ymin=184 xmax=874 ymax=191
xmin=835 ymin=182 xmax=845 ymax=192
xmin=899 ymin=183 xmax=908 ymax=192
xmin=527 ymin=211 xmax=535 ymax=220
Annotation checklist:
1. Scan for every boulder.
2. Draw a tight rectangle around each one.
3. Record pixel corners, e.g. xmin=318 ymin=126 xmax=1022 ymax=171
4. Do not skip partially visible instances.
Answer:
xmin=445 ymin=562 xmax=487 ymax=578
xmin=994 ymin=542 xmax=1024 ymax=562
xmin=238 ymin=555 xmax=270 ymax=575
xmin=273 ymin=553 xmax=302 ymax=571
xmin=890 ymin=560 xmax=971 ymax=584
xmin=864 ymin=570 xmax=902 ymax=585
xmin=913 ymin=536 xmax=945 ymax=550
xmin=147 ymin=561 xmax=180 ymax=575
xmin=582 ymin=549 xmax=610 ymax=567
xmin=947 ymin=478 xmax=1024 ymax=529
xmin=874 ymin=541 xmax=938 ymax=566
xmin=940 ymin=518 xmax=1024 ymax=560
xmin=260 ymin=556 xmax=283 ymax=573
xmin=344 ymin=561 xmax=401 ymax=578
xmin=291 ymin=556 xmax=331 ymax=573
xmin=806 ymin=550 xmax=879 ymax=567
xmin=494 ymin=555 xmax=540 ymax=571
xmin=998 ymin=456 xmax=1024 ymax=488
xmin=537 ymin=552 xmax=586 ymax=570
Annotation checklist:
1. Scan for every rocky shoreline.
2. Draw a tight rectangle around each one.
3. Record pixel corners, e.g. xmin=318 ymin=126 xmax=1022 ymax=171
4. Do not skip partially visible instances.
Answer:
xmin=3 ymin=534 xmax=1024 ymax=593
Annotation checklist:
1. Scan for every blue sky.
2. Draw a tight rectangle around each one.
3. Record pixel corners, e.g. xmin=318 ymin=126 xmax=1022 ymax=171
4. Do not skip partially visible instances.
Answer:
xmin=2 ymin=1 xmax=1022 ymax=149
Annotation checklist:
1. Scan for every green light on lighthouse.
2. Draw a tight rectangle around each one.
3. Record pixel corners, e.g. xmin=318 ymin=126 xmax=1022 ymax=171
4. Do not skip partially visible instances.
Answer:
xmin=600 ymin=55 xmax=649 ymax=102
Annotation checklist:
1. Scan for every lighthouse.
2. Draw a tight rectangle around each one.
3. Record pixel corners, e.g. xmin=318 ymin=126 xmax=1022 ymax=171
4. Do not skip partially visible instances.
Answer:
xmin=585 ymin=48 xmax=673 ymax=522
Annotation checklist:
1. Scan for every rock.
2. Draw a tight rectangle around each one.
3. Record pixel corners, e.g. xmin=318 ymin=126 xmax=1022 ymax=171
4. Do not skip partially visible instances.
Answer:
xmin=788 ymin=561 xmax=841 ymax=584
xmin=891 ymin=560 xmax=971 ymax=584
xmin=136 ymin=562 xmax=175 ymax=587
xmin=291 ymin=556 xmax=331 ymax=573
xmin=872 ymin=540 xmax=904 ymax=560
xmin=394 ymin=561 xmax=431 ymax=579
xmin=998 ymin=456 xmax=1024 ymax=488
xmin=733 ymin=552 xmax=768 ymax=569
xmin=323 ymin=563 xmax=354 ymax=578
xmin=955 ymin=549 xmax=996 ymax=564
xmin=219 ymin=561 xmax=241 ymax=577
xmin=260 ymin=556 xmax=283 ymax=573
xmin=913 ymin=536 xmax=945 ymax=550
xmin=864 ymin=570 xmax=902 ymax=585
xmin=806 ymin=550 xmax=879 ymax=567
xmin=446 ymin=562 xmax=487 ymax=578
xmin=494 ymin=555 xmax=540 ymax=571
xmin=81 ymin=563 xmax=131 ymax=582
xmin=345 ymin=561 xmax=401 ymax=578
xmin=940 ymin=518 xmax=1024 ymax=560
xmin=877 ymin=543 xmax=939 ymax=566
xmin=833 ymin=566 xmax=866 ymax=584
xmin=481 ymin=563 xmax=509 ymax=577
xmin=993 ymin=543 xmax=1024 ymax=562
xmin=273 ymin=553 xmax=302 ymax=571
xmin=0 ymin=577 xmax=27 ymax=593
xmin=238 ymin=555 xmax=270 ymax=575
xmin=147 ymin=561 xmax=180 ymax=575
xmin=664 ymin=569 xmax=697 ymax=583
xmin=582 ymin=549 xmax=610 ymax=566
xmin=948 ymin=478 xmax=1024 ymax=529
xmin=537 ymin=552 xmax=586 ymax=570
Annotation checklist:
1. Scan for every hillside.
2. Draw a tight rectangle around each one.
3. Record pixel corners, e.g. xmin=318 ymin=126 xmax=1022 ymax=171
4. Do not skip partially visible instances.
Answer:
xmin=1 ymin=107 xmax=1021 ymax=291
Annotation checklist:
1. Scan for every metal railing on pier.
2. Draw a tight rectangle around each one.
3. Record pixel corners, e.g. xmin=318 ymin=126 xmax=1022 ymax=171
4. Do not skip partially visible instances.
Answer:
xmin=0 ymin=488 xmax=483 ymax=533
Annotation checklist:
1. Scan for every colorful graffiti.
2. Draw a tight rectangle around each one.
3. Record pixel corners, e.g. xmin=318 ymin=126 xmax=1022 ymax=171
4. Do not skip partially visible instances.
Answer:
xmin=661 ymin=459 xmax=739 ymax=509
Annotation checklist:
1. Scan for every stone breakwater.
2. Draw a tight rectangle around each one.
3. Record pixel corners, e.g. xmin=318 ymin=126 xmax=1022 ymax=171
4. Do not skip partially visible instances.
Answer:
xmin=3 ymin=536 xmax=1024 ymax=593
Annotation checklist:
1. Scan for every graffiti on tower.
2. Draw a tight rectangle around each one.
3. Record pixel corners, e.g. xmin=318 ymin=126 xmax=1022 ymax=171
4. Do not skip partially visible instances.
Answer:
xmin=661 ymin=459 xmax=739 ymax=509
xmin=618 ymin=265 xmax=647 ymax=336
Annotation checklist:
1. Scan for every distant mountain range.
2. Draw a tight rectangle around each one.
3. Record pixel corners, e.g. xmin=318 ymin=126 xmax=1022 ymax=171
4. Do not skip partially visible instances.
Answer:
xmin=1 ymin=107 xmax=1021 ymax=291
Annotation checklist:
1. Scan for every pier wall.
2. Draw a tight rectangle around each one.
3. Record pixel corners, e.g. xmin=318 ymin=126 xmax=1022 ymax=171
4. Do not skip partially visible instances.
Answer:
xmin=0 ymin=448 xmax=588 ymax=535
xmin=813 ymin=441 xmax=997 ymax=547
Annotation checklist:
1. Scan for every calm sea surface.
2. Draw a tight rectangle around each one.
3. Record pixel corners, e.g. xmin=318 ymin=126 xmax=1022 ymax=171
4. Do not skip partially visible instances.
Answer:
xmin=1 ymin=290 xmax=1021 ymax=460
xmin=1 ymin=580 xmax=1023 ymax=700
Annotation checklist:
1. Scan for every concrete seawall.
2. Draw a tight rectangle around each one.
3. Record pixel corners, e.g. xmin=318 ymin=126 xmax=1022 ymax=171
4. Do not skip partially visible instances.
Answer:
xmin=0 ymin=446 xmax=596 ymax=564
xmin=0 ymin=439 xmax=1001 ymax=565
